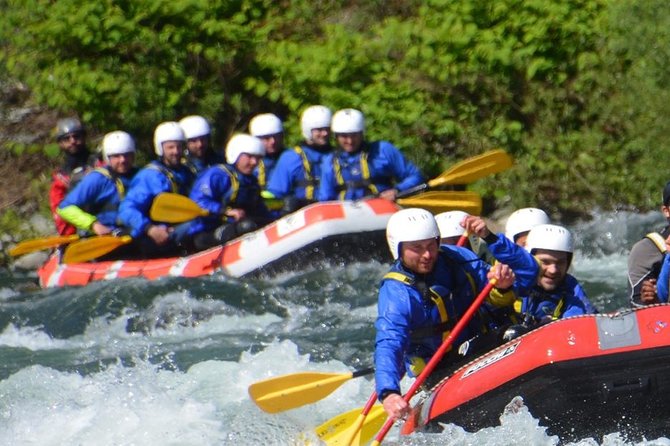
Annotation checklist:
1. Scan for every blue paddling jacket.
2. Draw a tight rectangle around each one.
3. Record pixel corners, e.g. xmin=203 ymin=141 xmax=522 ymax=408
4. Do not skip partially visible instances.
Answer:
xmin=265 ymin=143 xmax=332 ymax=201
xmin=317 ymin=141 xmax=424 ymax=201
xmin=57 ymin=166 xmax=137 ymax=233
xmin=187 ymin=163 xmax=272 ymax=235
xmin=118 ymin=160 xmax=195 ymax=238
xmin=375 ymin=246 xmax=509 ymax=400
xmin=657 ymin=253 xmax=670 ymax=302
xmin=519 ymin=274 xmax=597 ymax=323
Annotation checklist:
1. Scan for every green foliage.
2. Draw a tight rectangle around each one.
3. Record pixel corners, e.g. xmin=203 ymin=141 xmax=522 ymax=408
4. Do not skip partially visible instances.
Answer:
xmin=0 ymin=0 xmax=667 ymax=220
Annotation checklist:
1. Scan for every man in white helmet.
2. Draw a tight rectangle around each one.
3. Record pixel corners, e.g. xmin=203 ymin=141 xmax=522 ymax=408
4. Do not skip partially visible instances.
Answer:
xmin=248 ymin=113 xmax=286 ymax=190
xmin=179 ymin=115 xmax=223 ymax=174
xmin=57 ymin=131 xmax=138 ymax=240
xmin=504 ymin=207 xmax=551 ymax=247
xmin=118 ymin=121 xmax=196 ymax=258
xmin=318 ymin=108 xmax=424 ymax=202
xmin=376 ymin=208 xmax=531 ymax=421
xmin=265 ymin=105 xmax=333 ymax=214
xmin=185 ymin=133 xmax=272 ymax=250
xmin=50 ymin=117 xmax=99 ymax=235
xmin=518 ymin=224 xmax=597 ymax=325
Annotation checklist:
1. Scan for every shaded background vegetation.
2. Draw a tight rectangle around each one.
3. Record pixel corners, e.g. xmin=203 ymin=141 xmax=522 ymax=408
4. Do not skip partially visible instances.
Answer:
xmin=1 ymin=0 xmax=668 ymax=236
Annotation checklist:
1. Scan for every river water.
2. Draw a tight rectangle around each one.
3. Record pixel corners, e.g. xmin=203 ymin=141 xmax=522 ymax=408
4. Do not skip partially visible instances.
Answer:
xmin=0 ymin=210 xmax=667 ymax=445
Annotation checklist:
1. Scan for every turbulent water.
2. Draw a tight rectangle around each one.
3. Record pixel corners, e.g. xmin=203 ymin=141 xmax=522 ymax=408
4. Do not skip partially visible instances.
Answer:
xmin=0 ymin=210 xmax=668 ymax=446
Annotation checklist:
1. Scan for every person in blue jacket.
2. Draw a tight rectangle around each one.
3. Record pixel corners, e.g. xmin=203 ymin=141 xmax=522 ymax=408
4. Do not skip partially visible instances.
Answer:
xmin=117 ymin=121 xmax=196 ymax=258
xmin=375 ymin=208 xmax=532 ymax=422
xmin=249 ymin=113 xmax=286 ymax=190
xmin=265 ymin=105 xmax=333 ymax=214
xmin=519 ymin=224 xmax=597 ymax=324
xmin=185 ymin=133 xmax=272 ymax=251
xmin=179 ymin=115 xmax=223 ymax=174
xmin=57 ymin=130 xmax=138 ymax=237
xmin=318 ymin=108 xmax=424 ymax=202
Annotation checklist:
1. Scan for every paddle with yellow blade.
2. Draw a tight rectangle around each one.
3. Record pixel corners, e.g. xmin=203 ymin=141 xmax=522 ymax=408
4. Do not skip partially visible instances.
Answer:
xmin=398 ymin=148 xmax=513 ymax=198
xmin=9 ymin=234 xmax=81 ymax=257
xmin=150 ymin=192 xmax=210 ymax=223
xmin=62 ymin=235 xmax=132 ymax=264
xmin=151 ymin=190 xmax=483 ymax=225
xmin=397 ymin=191 xmax=482 ymax=215
xmin=248 ymin=367 xmax=374 ymax=414
xmin=314 ymin=393 xmax=387 ymax=446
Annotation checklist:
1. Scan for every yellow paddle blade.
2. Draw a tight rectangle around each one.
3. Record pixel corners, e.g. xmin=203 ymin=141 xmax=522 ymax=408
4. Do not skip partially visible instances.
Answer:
xmin=315 ymin=405 xmax=387 ymax=446
xmin=249 ymin=371 xmax=358 ymax=414
xmin=9 ymin=234 xmax=80 ymax=257
xmin=398 ymin=191 xmax=482 ymax=215
xmin=150 ymin=193 xmax=209 ymax=223
xmin=429 ymin=149 xmax=513 ymax=187
xmin=62 ymin=235 xmax=132 ymax=264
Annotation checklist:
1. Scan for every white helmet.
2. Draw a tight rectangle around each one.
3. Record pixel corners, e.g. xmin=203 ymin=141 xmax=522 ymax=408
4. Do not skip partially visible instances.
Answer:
xmin=102 ymin=131 xmax=136 ymax=162
xmin=226 ymin=133 xmax=265 ymax=164
xmin=525 ymin=224 xmax=574 ymax=254
xmin=504 ymin=207 xmax=550 ymax=241
xmin=386 ymin=208 xmax=440 ymax=260
xmin=332 ymin=108 xmax=365 ymax=134
xmin=153 ymin=121 xmax=185 ymax=156
xmin=249 ymin=113 xmax=283 ymax=137
xmin=435 ymin=211 xmax=470 ymax=238
xmin=179 ymin=115 xmax=211 ymax=139
xmin=301 ymin=105 xmax=332 ymax=141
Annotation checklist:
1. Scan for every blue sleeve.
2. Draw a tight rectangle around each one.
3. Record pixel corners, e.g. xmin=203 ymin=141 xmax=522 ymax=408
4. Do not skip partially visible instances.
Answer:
xmin=190 ymin=168 xmax=231 ymax=216
xmin=377 ymin=141 xmax=424 ymax=192
xmin=118 ymin=168 xmax=172 ymax=238
xmin=374 ymin=280 xmax=413 ymax=399
xmin=487 ymin=233 xmax=540 ymax=294
xmin=562 ymin=275 xmax=598 ymax=317
xmin=266 ymin=150 xmax=300 ymax=198
xmin=442 ymin=244 xmax=491 ymax=291
xmin=58 ymin=171 xmax=107 ymax=210
xmin=317 ymin=154 xmax=337 ymax=201
xmin=657 ymin=255 xmax=670 ymax=303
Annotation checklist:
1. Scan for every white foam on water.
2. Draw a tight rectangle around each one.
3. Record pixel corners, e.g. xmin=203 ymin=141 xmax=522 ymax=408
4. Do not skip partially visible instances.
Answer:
xmin=0 ymin=323 xmax=70 ymax=350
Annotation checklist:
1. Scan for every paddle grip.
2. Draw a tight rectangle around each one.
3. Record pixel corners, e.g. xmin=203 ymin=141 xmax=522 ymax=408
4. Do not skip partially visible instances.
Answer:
xmin=396 ymin=183 xmax=428 ymax=199
xmin=372 ymin=280 xmax=497 ymax=445
xmin=351 ymin=367 xmax=375 ymax=379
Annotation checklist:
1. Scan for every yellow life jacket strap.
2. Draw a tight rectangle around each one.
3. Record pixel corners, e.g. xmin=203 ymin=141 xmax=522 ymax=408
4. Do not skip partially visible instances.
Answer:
xmin=257 ymin=160 xmax=266 ymax=188
xmin=146 ymin=163 xmax=178 ymax=193
xmin=383 ymin=271 xmax=451 ymax=341
xmin=293 ymin=146 xmax=314 ymax=200
xmin=94 ymin=167 xmax=125 ymax=199
xmin=360 ymin=152 xmax=378 ymax=195
xmin=382 ymin=271 xmax=414 ymax=285
xmin=215 ymin=164 xmax=240 ymax=204
xmin=646 ymin=232 xmax=667 ymax=253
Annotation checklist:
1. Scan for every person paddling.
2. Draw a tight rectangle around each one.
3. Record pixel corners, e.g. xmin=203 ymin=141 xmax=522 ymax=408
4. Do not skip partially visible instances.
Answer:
xmin=117 ymin=121 xmax=196 ymax=258
xmin=627 ymin=181 xmax=670 ymax=306
xmin=183 ymin=134 xmax=272 ymax=251
xmin=318 ymin=108 xmax=424 ymax=202
xmin=518 ymin=224 xmax=597 ymax=325
xmin=375 ymin=208 xmax=525 ymax=421
xmin=504 ymin=207 xmax=550 ymax=247
xmin=57 ymin=131 xmax=138 ymax=238
xmin=49 ymin=117 xmax=99 ymax=235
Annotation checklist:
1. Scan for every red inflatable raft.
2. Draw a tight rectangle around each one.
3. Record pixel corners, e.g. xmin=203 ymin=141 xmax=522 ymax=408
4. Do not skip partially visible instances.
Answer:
xmin=38 ymin=198 xmax=399 ymax=288
xmin=401 ymin=304 xmax=670 ymax=441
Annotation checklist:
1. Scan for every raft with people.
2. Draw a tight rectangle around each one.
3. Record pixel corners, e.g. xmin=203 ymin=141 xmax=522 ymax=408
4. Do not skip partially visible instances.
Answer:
xmin=400 ymin=303 xmax=670 ymax=442
xmin=36 ymin=197 xmax=400 ymax=288
xmin=15 ymin=148 xmax=507 ymax=289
